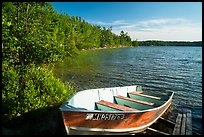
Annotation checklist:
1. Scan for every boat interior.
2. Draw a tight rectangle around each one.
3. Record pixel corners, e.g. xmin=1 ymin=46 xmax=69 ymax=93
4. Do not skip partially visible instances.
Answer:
xmin=64 ymin=85 xmax=172 ymax=112
xmin=95 ymin=91 xmax=168 ymax=111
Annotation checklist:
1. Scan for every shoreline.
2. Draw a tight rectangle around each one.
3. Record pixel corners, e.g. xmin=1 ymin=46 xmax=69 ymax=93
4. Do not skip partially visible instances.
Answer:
xmin=81 ymin=44 xmax=202 ymax=52
xmin=82 ymin=45 xmax=133 ymax=51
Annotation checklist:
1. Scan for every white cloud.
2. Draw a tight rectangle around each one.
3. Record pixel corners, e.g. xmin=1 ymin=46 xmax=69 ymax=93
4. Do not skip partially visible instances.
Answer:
xmin=111 ymin=18 xmax=202 ymax=41
xmin=124 ymin=24 xmax=202 ymax=41
xmin=87 ymin=18 xmax=202 ymax=41
xmin=88 ymin=20 xmax=129 ymax=26
xmin=137 ymin=18 xmax=189 ymax=26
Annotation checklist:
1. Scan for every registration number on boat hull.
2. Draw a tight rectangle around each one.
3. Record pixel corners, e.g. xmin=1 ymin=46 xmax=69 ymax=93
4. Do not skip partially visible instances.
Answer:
xmin=86 ymin=113 xmax=125 ymax=120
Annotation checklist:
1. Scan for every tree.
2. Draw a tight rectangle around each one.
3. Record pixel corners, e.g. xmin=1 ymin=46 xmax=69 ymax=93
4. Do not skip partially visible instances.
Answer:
xmin=132 ymin=39 xmax=139 ymax=47
xmin=2 ymin=2 xmax=77 ymax=121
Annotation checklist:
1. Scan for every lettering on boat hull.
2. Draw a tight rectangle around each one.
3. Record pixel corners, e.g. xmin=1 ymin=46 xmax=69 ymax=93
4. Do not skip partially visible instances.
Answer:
xmin=86 ymin=113 xmax=125 ymax=120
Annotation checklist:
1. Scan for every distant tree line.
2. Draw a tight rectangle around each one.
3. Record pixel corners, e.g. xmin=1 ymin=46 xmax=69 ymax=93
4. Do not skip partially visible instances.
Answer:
xmin=138 ymin=40 xmax=202 ymax=46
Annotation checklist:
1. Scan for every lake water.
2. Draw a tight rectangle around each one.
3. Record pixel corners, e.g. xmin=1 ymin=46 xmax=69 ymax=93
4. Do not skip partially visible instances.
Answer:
xmin=54 ymin=46 xmax=202 ymax=134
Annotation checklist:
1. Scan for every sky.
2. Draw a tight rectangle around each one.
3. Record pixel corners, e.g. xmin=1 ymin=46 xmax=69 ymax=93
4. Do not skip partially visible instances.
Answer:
xmin=52 ymin=2 xmax=202 ymax=41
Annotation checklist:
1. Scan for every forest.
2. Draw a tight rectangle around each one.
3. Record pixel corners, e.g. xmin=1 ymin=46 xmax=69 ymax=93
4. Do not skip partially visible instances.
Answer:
xmin=2 ymin=2 xmax=202 ymax=123
xmin=2 ymin=2 xmax=135 ymax=122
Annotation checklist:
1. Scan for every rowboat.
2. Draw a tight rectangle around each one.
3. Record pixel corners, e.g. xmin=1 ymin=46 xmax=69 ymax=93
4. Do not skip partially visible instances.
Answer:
xmin=59 ymin=85 xmax=174 ymax=135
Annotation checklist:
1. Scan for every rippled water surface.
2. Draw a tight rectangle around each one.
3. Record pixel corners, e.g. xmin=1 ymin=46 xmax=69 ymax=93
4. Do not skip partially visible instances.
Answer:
xmin=54 ymin=46 xmax=202 ymax=134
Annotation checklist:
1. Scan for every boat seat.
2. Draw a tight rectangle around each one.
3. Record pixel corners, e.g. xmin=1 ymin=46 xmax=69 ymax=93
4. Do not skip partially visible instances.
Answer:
xmin=128 ymin=91 xmax=165 ymax=106
xmin=130 ymin=91 xmax=143 ymax=94
xmin=115 ymin=95 xmax=155 ymax=106
xmin=128 ymin=91 xmax=162 ymax=100
xmin=95 ymin=100 xmax=136 ymax=111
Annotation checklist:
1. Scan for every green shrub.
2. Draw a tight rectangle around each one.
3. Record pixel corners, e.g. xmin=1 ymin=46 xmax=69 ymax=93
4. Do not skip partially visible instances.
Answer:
xmin=2 ymin=61 xmax=20 ymax=120
xmin=2 ymin=63 xmax=76 ymax=121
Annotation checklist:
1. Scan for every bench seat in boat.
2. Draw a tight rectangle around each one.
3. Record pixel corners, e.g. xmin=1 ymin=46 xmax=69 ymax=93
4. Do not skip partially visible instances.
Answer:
xmin=115 ymin=95 xmax=155 ymax=106
xmin=95 ymin=100 xmax=136 ymax=111
xmin=128 ymin=91 xmax=162 ymax=100
xmin=128 ymin=92 xmax=165 ymax=106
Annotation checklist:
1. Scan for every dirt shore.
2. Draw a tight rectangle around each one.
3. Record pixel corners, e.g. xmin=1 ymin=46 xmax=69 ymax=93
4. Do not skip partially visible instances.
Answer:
xmin=2 ymin=107 xmax=67 ymax=135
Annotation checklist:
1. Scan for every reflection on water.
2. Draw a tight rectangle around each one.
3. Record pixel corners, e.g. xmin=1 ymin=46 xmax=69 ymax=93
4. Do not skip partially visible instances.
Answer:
xmin=54 ymin=46 xmax=202 ymax=134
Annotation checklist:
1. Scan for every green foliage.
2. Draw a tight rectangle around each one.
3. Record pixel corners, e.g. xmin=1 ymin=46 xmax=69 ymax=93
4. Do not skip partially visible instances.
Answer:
xmin=119 ymin=30 xmax=132 ymax=47
xmin=132 ymin=39 xmax=139 ymax=47
xmin=2 ymin=62 xmax=20 ymax=120
xmin=2 ymin=2 xmax=133 ymax=122
xmin=2 ymin=63 xmax=76 ymax=120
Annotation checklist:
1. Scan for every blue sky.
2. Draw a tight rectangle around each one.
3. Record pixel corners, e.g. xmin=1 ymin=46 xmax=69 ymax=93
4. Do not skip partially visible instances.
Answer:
xmin=52 ymin=2 xmax=202 ymax=41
